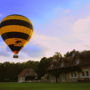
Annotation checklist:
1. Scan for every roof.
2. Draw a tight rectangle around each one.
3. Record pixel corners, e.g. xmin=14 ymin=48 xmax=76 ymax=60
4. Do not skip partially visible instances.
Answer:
xmin=18 ymin=68 xmax=37 ymax=78
xmin=48 ymin=51 xmax=90 ymax=71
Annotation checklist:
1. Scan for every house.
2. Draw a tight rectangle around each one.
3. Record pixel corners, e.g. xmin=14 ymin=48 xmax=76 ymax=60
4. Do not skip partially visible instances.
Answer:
xmin=48 ymin=51 xmax=90 ymax=82
xmin=18 ymin=68 xmax=37 ymax=82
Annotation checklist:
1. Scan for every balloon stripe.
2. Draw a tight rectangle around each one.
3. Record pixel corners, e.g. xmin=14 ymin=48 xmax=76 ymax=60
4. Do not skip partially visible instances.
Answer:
xmin=2 ymin=32 xmax=30 ymax=40
xmin=4 ymin=38 xmax=28 ymax=46
xmin=2 ymin=15 xmax=32 ymax=24
xmin=0 ymin=19 xmax=33 ymax=29
xmin=8 ymin=44 xmax=23 ymax=52
xmin=0 ymin=25 xmax=33 ymax=35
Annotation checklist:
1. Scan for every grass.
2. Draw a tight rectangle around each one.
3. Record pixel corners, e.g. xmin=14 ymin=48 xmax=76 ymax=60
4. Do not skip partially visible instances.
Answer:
xmin=0 ymin=82 xmax=90 ymax=90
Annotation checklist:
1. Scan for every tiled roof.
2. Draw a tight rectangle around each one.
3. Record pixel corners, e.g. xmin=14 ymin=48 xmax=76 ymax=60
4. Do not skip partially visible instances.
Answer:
xmin=48 ymin=51 xmax=90 ymax=70
xmin=18 ymin=68 xmax=37 ymax=78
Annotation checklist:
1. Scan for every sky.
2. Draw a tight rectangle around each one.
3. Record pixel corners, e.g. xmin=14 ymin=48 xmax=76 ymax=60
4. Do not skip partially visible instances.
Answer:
xmin=0 ymin=0 xmax=90 ymax=62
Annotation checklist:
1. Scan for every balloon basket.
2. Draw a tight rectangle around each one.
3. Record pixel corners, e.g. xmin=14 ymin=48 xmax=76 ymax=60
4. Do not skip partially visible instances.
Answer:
xmin=13 ymin=54 xmax=18 ymax=58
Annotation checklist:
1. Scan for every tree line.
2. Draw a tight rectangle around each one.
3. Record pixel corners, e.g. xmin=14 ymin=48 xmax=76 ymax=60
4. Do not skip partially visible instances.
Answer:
xmin=0 ymin=50 xmax=90 ymax=82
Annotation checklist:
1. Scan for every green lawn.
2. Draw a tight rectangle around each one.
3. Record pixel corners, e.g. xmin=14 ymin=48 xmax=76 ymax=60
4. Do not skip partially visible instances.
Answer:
xmin=0 ymin=82 xmax=90 ymax=90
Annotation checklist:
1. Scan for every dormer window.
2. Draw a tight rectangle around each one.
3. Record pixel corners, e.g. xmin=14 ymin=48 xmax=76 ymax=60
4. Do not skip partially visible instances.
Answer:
xmin=72 ymin=53 xmax=75 ymax=57
xmin=50 ymin=64 xmax=54 ymax=68
xmin=61 ymin=62 xmax=64 ymax=67
xmin=76 ymin=59 xmax=80 ymax=65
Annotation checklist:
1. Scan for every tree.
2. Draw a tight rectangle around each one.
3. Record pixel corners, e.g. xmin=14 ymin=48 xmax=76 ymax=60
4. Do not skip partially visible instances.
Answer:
xmin=37 ymin=57 xmax=52 ymax=79
xmin=49 ymin=52 xmax=62 ymax=83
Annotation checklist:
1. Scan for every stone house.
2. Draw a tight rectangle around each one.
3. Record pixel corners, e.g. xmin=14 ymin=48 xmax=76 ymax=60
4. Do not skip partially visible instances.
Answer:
xmin=48 ymin=51 xmax=90 ymax=82
xmin=18 ymin=68 xmax=37 ymax=82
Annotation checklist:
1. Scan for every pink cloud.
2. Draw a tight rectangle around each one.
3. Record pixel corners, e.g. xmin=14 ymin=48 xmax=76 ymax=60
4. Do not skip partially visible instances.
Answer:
xmin=64 ymin=9 xmax=72 ymax=14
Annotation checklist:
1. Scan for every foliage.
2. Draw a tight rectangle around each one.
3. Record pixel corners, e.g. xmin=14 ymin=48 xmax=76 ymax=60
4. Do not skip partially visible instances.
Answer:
xmin=0 ymin=61 xmax=39 ymax=82
xmin=37 ymin=57 xmax=52 ymax=79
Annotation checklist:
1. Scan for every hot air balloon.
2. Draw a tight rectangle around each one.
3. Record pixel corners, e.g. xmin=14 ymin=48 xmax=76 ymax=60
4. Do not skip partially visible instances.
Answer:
xmin=0 ymin=14 xmax=33 ymax=58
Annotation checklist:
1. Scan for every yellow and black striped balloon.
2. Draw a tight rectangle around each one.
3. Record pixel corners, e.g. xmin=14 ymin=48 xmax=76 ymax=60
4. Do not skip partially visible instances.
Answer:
xmin=0 ymin=14 xmax=33 ymax=56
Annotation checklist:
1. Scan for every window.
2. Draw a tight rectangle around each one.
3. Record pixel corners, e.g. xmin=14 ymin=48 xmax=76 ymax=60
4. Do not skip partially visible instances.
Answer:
xmin=74 ymin=72 xmax=77 ymax=77
xmin=71 ymin=72 xmax=77 ymax=78
xmin=82 ymin=72 xmax=85 ymax=76
xmin=86 ymin=71 xmax=89 ymax=76
xmin=71 ymin=72 xmax=73 ymax=77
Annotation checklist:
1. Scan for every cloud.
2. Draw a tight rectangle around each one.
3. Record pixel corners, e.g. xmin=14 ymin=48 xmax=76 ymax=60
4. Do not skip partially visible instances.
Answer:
xmin=32 ymin=4 xmax=90 ymax=57
xmin=73 ymin=17 xmax=90 ymax=40
xmin=20 ymin=44 xmax=45 ymax=58
xmin=0 ymin=42 xmax=11 ymax=57
xmin=64 ymin=9 xmax=72 ymax=14
xmin=72 ymin=16 xmax=90 ymax=49
xmin=30 ymin=32 xmax=75 ymax=57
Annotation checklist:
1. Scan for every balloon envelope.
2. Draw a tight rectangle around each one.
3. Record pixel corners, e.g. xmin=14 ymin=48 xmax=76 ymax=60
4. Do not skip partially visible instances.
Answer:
xmin=0 ymin=14 xmax=33 ymax=56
